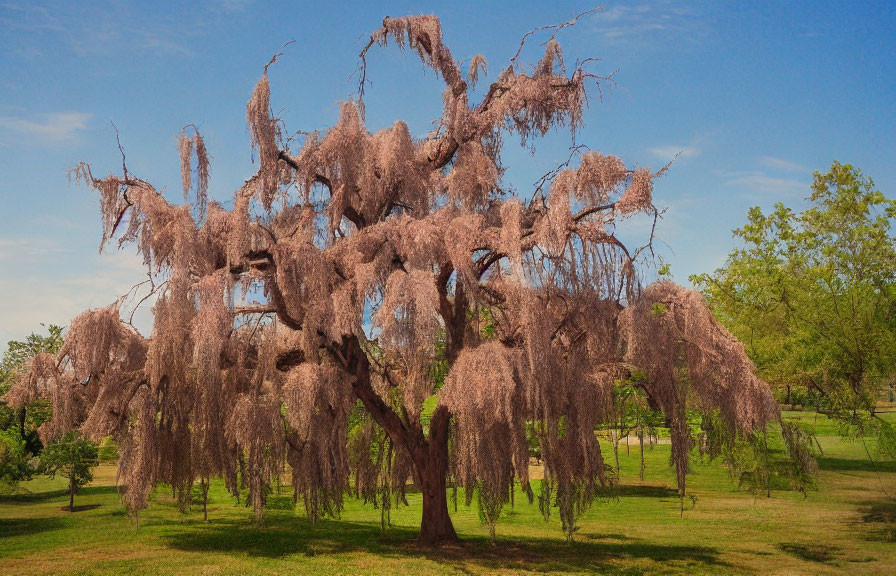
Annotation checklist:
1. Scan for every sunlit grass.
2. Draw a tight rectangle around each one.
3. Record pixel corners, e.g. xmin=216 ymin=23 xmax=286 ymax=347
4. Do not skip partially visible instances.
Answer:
xmin=1 ymin=412 xmax=894 ymax=575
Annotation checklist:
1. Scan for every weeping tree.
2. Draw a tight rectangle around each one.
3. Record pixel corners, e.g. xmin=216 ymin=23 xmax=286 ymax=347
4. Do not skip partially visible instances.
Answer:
xmin=5 ymin=13 xmax=777 ymax=545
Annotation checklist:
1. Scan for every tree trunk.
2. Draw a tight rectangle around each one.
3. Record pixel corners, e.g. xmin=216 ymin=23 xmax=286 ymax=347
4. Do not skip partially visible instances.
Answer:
xmin=612 ymin=431 xmax=621 ymax=482
xmin=236 ymin=452 xmax=246 ymax=504
xmin=202 ymin=478 xmax=209 ymax=522
xmin=341 ymin=335 xmax=458 ymax=546
xmin=418 ymin=462 xmax=456 ymax=546
xmin=417 ymin=406 xmax=458 ymax=546
xmin=69 ymin=478 xmax=75 ymax=512
xmin=17 ymin=407 xmax=26 ymax=439
xmin=639 ymin=428 xmax=645 ymax=481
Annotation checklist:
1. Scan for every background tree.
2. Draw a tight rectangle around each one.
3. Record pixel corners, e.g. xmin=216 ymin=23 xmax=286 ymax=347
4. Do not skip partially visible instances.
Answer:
xmin=38 ymin=430 xmax=99 ymax=511
xmin=693 ymin=162 xmax=896 ymax=457
xmin=608 ymin=380 xmax=638 ymax=483
xmin=0 ymin=325 xmax=63 ymax=455
xmin=611 ymin=374 xmax=660 ymax=482
xmin=6 ymin=13 xmax=777 ymax=545
xmin=0 ymin=428 xmax=32 ymax=491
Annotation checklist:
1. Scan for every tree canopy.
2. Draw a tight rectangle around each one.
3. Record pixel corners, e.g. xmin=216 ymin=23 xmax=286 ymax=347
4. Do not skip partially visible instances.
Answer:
xmin=38 ymin=430 xmax=99 ymax=511
xmin=0 ymin=325 xmax=63 ymax=454
xmin=693 ymin=162 xmax=896 ymax=455
xmin=0 ymin=428 xmax=31 ymax=491
xmin=5 ymin=13 xmax=776 ymax=545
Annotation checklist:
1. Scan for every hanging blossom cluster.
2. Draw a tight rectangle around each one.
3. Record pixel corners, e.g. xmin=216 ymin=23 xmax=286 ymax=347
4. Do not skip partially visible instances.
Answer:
xmin=5 ymin=13 xmax=776 ymax=539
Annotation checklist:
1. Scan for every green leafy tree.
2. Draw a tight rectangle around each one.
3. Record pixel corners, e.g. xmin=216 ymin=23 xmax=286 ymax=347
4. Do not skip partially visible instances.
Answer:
xmin=609 ymin=381 xmax=638 ymax=482
xmin=39 ymin=431 xmax=99 ymax=511
xmin=0 ymin=428 xmax=33 ymax=491
xmin=0 ymin=325 xmax=63 ymax=454
xmin=693 ymin=162 xmax=896 ymax=456
xmin=607 ymin=373 xmax=664 ymax=482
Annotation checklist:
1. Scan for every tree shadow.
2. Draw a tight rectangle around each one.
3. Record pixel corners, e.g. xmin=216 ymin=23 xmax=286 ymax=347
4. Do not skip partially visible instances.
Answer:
xmin=580 ymin=532 xmax=639 ymax=542
xmin=61 ymin=504 xmax=102 ymax=512
xmin=163 ymin=514 xmax=726 ymax=573
xmin=858 ymin=499 xmax=896 ymax=542
xmin=816 ymin=456 xmax=896 ymax=473
xmin=777 ymin=542 xmax=840 ymax=564
xmin=0 ymin=516 xmax=67 ymax=539
xmin=613 ymin=485 xmax=679 ymax=499
xmin=0 ymin=485 xmax=118 ymax=504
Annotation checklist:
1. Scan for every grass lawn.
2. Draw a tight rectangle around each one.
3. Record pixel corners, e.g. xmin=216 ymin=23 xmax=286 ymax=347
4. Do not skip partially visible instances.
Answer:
xmin=1 ymin=411 xmax=894 ymax=575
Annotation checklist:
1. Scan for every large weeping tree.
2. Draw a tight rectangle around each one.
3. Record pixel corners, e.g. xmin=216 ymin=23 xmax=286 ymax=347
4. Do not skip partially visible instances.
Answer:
xmin=6 ymin=14 xmax=777 ymax=545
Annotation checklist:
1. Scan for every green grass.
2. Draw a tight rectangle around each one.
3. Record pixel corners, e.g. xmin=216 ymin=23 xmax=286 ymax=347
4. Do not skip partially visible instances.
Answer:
xmin=1 ymin=417 xmax=894 ymax=575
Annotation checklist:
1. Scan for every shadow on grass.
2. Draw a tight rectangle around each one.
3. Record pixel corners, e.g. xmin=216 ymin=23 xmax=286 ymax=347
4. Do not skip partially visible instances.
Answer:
xmin=859 ymin=500 xmax=896 ymax=542
xmin=163 ymin=514 xmax=725 ymax=573
xmin=0 ymin=516 xmax=68 ymax=539
xmin=580 ymin=532 xmax=639 ymax=542
xmin=613 ymin=485 xmax=679 ymax=499
xmin=816 ymin=457 xmax=896 ymax=473
xmin=777 ymin=542 xmax=840 ymax=563
xmin=0 ymin=485 xmax=118 ymax=504
xmin=61 ymin=504 xmax=102 ymax=513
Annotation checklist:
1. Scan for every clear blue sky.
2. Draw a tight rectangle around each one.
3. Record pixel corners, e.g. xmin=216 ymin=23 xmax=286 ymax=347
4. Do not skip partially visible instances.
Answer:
xmin=1 ymin=1 xmax=894 ymax=350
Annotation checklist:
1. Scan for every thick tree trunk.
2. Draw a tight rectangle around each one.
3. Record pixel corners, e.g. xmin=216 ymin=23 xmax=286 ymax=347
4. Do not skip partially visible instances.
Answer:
xmin=417 ymin=405 xmax=458 ymax=546
xmin=340 ymin=335 xmax=458 ymax=546
xmin=418 ymin=461 xmax=456 ymax=545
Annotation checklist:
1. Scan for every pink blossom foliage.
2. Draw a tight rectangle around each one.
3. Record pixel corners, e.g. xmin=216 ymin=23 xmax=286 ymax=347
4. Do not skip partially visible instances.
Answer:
xmin=5 ymin=14 xmax=775 ymax=535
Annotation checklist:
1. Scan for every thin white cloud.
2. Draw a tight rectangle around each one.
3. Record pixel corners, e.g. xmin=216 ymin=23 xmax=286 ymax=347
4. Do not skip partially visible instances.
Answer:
xmin=132 ymin=30 xmax=194 ymax=58
xmin=214 ymin=0 xmax=252 ymax=14
xmin=0 ymin=237 xmax=70 ymax=261
xmin=721 ymin=170 xmax=809 ymax=197
xmin=0 ymin=249 xmax=155 ymax=350
xmin=0 ymin=2 xmax=64 ymax=32
xmin=2 ymin=2 xmax=194 ymax=58
xmin=0 ymin=111 xmax=91 ymax=143
xmin=590 ymin=2 xmax=706 ymax=46
xmin=648 ymin=145 xmax=700 ymax=161
xmin=760 ymin=156 xmax=810 ymax=173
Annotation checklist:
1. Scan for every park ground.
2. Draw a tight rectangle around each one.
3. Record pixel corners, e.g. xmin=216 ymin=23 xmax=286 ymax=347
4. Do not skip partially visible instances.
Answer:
xmin=1 ymin=411 xmax=894 ymax=576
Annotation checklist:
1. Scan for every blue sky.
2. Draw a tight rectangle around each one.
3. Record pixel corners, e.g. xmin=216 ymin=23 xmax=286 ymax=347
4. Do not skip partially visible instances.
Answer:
xmin=1 ymin=0 xmax=893 ymax=350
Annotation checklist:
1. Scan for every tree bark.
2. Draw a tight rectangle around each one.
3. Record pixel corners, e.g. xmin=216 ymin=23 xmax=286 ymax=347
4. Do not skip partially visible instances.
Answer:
xmin=17 ymin=407 xmax=26 ymax=439
xmin=202 ymin=478 xmax=209 ymax=522
xmin=638 ymin=427 xmax=645 ymax=481
xmin=69 ymin=478 xmax=75 ymax=511
xmin=612 ymin=430 xmax=621 ymax=482
xmin=417 ymin=405 xmax=458 ymax=546
xmin=339 ymin=335 xmax=457 ymax=545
